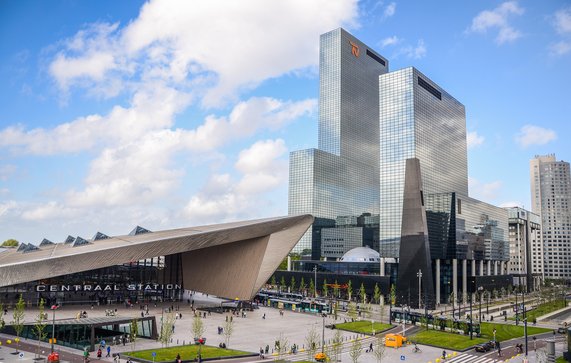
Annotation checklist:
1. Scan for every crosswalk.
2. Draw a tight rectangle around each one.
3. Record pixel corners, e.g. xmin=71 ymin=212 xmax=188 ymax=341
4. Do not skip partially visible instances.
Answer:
xmin=443 ymin=353 xmax=501 ymax=363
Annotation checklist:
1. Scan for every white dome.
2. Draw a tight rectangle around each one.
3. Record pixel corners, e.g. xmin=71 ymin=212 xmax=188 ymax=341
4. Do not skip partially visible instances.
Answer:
xmin=340 ymin=246 xmax=380 ymax=262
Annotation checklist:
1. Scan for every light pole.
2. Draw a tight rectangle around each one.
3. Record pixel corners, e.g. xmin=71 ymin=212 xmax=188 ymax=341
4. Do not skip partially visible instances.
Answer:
xmin=416 ymin=270 xmax=422 ymax=309
xmin=313 ymin=266 xmax=317 ymax=298
xmin=469 ymin=293 xmax=473 ymax=340
xmin=486 ymin=291 xmax=489 ymax=315
xmin=321 ymin=313 xmax=326 ymax=353
xmin=50 ymin=304 xmax=59 ymax=353
xmin=478 ymin=286 xmax=483 ymax=326
xmin=523 ymin=292 xmax=528 ymax=357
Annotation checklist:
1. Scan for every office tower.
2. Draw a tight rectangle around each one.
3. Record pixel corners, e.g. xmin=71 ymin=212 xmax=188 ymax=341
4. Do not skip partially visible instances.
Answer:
xmin=288 ymin=28 xmax=388 ymax=257
xmin=378 ymin=67 xmax=468 ymax=258
xmin=506 ymin=207 xmax=543 ymax=291
xmin=530 ymin=154 xmax=571 ymax=280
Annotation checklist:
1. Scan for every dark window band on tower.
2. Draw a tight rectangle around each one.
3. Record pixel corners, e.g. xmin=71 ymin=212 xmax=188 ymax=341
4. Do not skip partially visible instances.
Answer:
xmin=366 ymin=49 xmax=386 ymax=66
xmin=418 ymin=77 xmax=442 ymax=100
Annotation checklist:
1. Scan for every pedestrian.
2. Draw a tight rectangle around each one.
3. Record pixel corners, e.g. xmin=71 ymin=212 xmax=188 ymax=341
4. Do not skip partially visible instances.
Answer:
xmin=265 ymin=344 xmax=269 ymax=354
xmin=114 ymin=353 xmax=120 ymax=362
xmin=262 ymin=313 xmax=266 ymax=319
xmin=97 ymin=348 xmax=102 ymax=359
xmin=369 ymin=342 xmax=373 ymax=352
xmin=260 ymin=347 xmax=264 ymax=359
xmin=442 ymin=350 xmax=447 ymax=359
xmin=497 ymin=341 xmax=501 ymax=357
xmin=106 ymin=345 xmax=111 ymax=357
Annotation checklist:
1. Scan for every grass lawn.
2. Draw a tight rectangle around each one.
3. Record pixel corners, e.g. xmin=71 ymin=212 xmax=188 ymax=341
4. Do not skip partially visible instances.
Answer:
xmin=556 ymin=356 xmax=567 ymax=363
xmin=126 ymin=345 xmax=252 ymax=362
xmin=480 ymin=322 xmax=551 ymax=342
xmin=410 ymin=330 xmax=488 ymax=350
xmin=520 ymin=300 xmax=567 ymax=321
xmin=334 ymin=321 xmax=393 ymax=335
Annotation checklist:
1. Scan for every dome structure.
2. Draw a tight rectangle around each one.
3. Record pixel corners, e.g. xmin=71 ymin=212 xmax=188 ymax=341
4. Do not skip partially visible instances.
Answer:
xmin=340 ymin=246 xmax=380 ymax=262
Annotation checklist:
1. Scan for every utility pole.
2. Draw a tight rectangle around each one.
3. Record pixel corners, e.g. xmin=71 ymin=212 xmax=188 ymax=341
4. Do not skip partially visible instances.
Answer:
xmin=416 ymin=270 xmax=422 ymax=309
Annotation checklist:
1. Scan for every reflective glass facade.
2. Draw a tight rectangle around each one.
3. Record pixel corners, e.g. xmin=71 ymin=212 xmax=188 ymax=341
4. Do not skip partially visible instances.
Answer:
xmin=289 ymin=28 xmax=387 ymax=252
xmin=378 ymin=68 xmax=468 ymax=257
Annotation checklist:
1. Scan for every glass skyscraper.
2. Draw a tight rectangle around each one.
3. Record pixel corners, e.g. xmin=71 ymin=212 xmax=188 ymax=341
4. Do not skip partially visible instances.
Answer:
xmin=289 ymin=28 xmax=387 ymax=255
xmin=378 ymin=67 xmax=468 ymax=258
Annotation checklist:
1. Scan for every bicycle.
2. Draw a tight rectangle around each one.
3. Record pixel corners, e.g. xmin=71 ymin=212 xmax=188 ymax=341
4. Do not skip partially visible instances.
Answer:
xmin=412 ymin=345 xmax=422 ymax=353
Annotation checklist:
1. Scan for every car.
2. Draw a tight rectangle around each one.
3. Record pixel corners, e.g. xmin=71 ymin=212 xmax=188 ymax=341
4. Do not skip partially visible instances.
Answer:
xmin=484 ymin=341 xmax=496 ymax=349
xmin=475 ymin=344 xmax=491 ymax=352
xmin=557 ymin=327 xmax=568 ymax=334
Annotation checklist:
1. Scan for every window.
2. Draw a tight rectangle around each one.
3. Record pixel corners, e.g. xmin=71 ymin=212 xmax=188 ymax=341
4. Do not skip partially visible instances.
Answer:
xmin=366 ymin=49 xmax=386 ymax=66
xmin=418 ymin=77 xmax=442 ymax=100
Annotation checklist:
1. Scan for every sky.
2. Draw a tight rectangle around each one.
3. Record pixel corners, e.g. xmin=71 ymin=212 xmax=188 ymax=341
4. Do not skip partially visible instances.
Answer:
xmin=0 ymin=0 xmax=570 ymax=244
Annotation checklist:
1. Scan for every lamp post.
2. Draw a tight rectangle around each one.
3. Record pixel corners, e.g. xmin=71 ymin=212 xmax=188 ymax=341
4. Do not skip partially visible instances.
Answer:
xmin=50 ymin=304 xmax=59 ymax=353
xmin=523 ymin=292 xmax=528 ymax=357
xmin=313 ymin=266 xmax=317 ymax=298
xmin=321 ymin=313 xmax=326 ymax=353
xmin=478 ymin=287 xmax=483 ymax=326
xmin=416 ymin=270 xmax=423 ymax=309
xmin=469 ymin=293 xmax=473 ymax=340
xmin=486 ymin=291 xmax=489 ymax=315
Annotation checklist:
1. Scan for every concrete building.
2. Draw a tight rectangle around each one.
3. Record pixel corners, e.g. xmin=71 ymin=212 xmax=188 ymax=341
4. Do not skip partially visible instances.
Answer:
xmin=506 ymin=207 xmax=543 ymax=291
xmin=530 ymin=154 xmax=571 ymax=280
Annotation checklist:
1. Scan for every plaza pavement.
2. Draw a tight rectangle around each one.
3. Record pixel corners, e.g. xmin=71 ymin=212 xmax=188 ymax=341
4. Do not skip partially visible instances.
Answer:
xmin=0 ymin=293 xmax=567 ymax=363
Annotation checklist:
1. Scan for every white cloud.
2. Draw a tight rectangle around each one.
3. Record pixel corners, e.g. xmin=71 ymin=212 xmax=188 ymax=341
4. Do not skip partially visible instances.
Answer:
xmin=47 ymin=0 xmax=359 ymax=107
xmin=468 ymin=177 xmax=503 ymax=202
xmin=383 ymin=2 xmax=396 ymax=18
xmin=549 ymin=41 xmax=571 ymax=56
xmin=183 ymin=139 xmax=288 ymax=224
xmin=21 ymin=201 xmax=79 ymax=221
xmin=397 ymin=39 xmax=426 ymax=59
xmin=469 ymin=1 xmax=524 ymax=44
xmin=0 ymin=201 xmax=17 ymax=218
xmin=554 ymin=7 xmax=571 ymax=34
xmin=380 ymin=35 xmax=399 ymax=47
xmin=0 ymin=164 xmax=16 ymax=181
xmin=467 ymin=131 xmax=485 ymax=149
xmin=515 ymin=125 xmax=557 ymax=148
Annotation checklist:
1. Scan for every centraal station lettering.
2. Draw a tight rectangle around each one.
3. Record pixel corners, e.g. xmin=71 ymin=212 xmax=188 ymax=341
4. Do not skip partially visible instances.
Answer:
xmin=36 ymin=284 xmax=182 ymax=292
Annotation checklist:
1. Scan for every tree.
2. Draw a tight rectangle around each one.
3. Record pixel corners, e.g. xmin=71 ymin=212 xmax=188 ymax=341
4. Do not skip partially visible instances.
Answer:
xmin=309 ymin=279 xmax=315 ymax=297
xmin=304 ymin=325 xmax=320 ymax=361
xmin=280 ymin=276 xmax=287 ymax=292
xmin=12 ymin=294 xmax=25 ymax=353
xmin=373 ymin=283 xmax=381 ymax=304
xmin=373 ymin=335 xmax=386 ymax=363
xmin=331 ymin=329 xmax=343 ymax=362
xmin=379 ymin=294 xmax=385 ymax=323
xmin=299 ymin=277 xmax=306 ymax=295
xmin=333 ymin=280 xmax=340 ymax=299
xmin=347 ymin=280 xmax=353 ymax=301
xmin=274 ymin=332 xmax=289 ymax=361
xmin=130 ymin=318 xmax=139 ymax=351
xmin=347 ymin=301 xmax=358 ymax=321
xmin=390 ymin=284 xmax=396 ymax=306
xmin=349 ymin=337 xmax=363 ymax=363
xmin=192 ymin=314 xmax=205 ymax=339
xmin=449 ymin=292 xmax=456 ymax=318
xmin=0 ymin=301 xmax=5 ymax=331
xmin=159 ymin=312 xmax=175 ymax=347
xmin=322 ymin=279 xmax=329 ymax=298
xmin=359 ymin=283 xmax=367 ymax=304
xmin=34 ymin=298 xmax=48 ymax=359
xmin=223 ymin=316 xmax=234 ymax=347
xmin=290 ymin=276 xmax=296 ymax=293
xmin=1 ymin=239 xmax=19 ymax=247
xmin=270 ymin=275 xmax=276 ymax=287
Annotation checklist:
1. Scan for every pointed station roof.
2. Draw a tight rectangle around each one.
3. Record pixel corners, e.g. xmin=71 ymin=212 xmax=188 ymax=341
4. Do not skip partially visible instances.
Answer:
xmin=0 ymin=215 xmax=313 ymax=301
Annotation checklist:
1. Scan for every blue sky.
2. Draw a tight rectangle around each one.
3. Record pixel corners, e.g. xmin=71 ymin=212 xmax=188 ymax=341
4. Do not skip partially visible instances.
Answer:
xmin=1 ymin=0 xmax=570 ymax=244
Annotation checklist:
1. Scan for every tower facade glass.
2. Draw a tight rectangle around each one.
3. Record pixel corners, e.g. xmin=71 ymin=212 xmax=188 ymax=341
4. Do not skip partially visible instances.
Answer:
xmin=289 ymin=28 xmax=388 ymax=253
xmin=378 ymin=67 xmax=468 ymax=257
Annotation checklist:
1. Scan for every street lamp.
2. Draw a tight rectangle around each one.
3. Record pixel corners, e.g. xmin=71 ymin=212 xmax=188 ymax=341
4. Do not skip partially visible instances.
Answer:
xmin=313 ymin=266 xmax=317 ymax=298
xmin=478 ymin=286 xmax=483 ymax=326
xmin=50 ymin=304 xmax=59 ymax=353
xmin=416 ymin=270 xmax=422 ymax=309
xmin=321 ymin=313 xmax=326 ymax=353
xmin=469 ymin=293 xmax=473 ymax=340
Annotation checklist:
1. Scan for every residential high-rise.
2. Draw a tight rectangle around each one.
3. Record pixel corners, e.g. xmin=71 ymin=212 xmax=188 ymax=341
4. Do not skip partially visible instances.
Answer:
xmin=530 ymin=154 xmax=571 ymax=280
xmin=506 ymin=207 xmax=543 ymax=291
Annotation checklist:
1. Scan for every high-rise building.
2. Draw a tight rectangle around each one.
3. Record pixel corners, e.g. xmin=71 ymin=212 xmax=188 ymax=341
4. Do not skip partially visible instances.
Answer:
xmin=378 ymin=67 xmax=468 ymax=258
xmin=506 ymin=207 xmax=543 ymax=290
xmin=289 ymin=28 xmax=511 ymax=307
xmin=530 ymin=154 xmax=571 ymax=280
xmin=288 ymin=28 xmax=387 ymax=258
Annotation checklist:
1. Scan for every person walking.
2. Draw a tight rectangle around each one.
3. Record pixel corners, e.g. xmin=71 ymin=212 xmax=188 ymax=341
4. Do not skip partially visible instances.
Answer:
xmin=106 ymin=345 xmax=111 ymax=357
xmin=442 ymin=350 xmax=447 ymax=360
xmin=369 ymin=342 xmax=373 ymax=352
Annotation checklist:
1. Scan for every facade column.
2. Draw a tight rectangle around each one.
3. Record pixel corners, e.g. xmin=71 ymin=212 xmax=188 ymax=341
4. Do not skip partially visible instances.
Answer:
xmin=494 ymin=261 xmax=498 ymax=275
xmin=380 ymin=258 xmax=385 ymax=277
xmin=452 ymin=259 xmax=458 ymax=304
xmin=487 ymin=261 xmax=491 ymax=275
xmin=500 ymin=261 xmax=505 ymax=275
xmin=436 ymin=259 xmax=441 ymax=305
xmin=479 ymin=260 xmax=484 ymax=276
xmin=471 ymin=260 xmax=476 ymax=278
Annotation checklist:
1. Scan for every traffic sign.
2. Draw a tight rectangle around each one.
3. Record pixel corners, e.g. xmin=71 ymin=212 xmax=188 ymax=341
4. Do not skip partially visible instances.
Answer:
xmin=152 ymin=352 xmax=157 ymax=357
xmin=400 ymin=355 xmax=406 ymax=360
xmin=19 ymin=352 xmax=24 ymax=359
